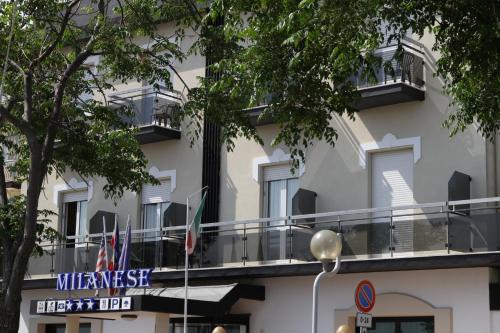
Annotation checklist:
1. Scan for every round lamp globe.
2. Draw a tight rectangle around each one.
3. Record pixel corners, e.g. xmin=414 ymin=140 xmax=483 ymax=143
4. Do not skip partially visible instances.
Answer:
xmin=310 ymin=229 xmax=342 ymax=262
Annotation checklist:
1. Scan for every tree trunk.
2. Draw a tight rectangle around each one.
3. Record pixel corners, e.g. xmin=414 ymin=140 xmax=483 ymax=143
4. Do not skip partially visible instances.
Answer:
xmin=0 ymin=296 xmax=21 ymax=333
xmin=0 ymin=149 xmax=45 ymax=333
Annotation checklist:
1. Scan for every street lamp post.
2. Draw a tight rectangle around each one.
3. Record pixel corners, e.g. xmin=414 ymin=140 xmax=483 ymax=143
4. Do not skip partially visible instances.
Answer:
xmin=310 ymin=229 xmax=342 ymax=333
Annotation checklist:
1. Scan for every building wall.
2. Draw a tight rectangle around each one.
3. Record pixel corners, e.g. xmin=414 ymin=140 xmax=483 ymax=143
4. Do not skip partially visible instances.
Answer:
xmin=219 ymin=40 xmax=487 ymax=222
xmin=231 ymin=267 xmax=492 ymax=333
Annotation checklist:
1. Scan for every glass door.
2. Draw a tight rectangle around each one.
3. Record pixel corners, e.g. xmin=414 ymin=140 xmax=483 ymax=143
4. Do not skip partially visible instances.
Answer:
xmin=265 ymin=178 xmax=299 ymax=260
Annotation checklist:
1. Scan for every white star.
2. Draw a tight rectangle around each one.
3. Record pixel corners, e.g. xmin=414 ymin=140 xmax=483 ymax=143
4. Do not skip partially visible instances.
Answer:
xmin=86 ymin=298 xmax=96 ymax=311
xmin=66 ymin=299 xmax=74 ymax=311
xmin=76 ymin=299 xmax=84 ymax=311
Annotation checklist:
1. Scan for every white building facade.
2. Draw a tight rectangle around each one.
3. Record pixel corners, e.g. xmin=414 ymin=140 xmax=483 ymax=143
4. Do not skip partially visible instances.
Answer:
xmin=12 ymin=8 xmax=500 ymax=333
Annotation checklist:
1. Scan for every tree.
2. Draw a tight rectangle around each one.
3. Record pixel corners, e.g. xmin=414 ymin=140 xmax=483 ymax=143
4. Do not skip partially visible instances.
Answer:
xmin=0 ymin=1 xmax=194 ymax=331
xmin=382 ymin=0 xmax=500 ymax=140
xmin=184 ymin=0 xmax=500 ymax=163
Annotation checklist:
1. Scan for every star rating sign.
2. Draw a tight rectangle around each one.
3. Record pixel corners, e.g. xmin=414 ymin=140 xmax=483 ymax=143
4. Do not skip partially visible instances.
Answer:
xmin=66 ymin=299 xmax=75 ymax=312
xmin=86 ymin=298 xmax=96 ymax=311
xmin=76 ymin=298 xmax=85 ymax=311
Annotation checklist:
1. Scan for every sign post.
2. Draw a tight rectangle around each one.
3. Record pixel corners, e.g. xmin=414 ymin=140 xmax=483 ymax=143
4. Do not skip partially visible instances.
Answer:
xmin=354 ymin=280 xmax=376 ymax=333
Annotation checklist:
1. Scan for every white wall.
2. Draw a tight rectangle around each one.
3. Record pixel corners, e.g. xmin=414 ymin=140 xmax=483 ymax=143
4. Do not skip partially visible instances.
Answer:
xmin=231 ymin=267 xmax=492 ymax=333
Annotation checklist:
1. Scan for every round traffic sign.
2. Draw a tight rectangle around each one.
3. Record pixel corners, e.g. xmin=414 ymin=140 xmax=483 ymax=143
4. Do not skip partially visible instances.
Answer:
xmin=355 ymin=280 xmax=376 ymax=313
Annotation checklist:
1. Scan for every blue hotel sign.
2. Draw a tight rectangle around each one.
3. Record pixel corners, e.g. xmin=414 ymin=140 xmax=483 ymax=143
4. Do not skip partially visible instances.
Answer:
xmin=36 ymin=297 xmax=133 ymax=314
xmin=56 ymin=269 xmax=153 ymax=291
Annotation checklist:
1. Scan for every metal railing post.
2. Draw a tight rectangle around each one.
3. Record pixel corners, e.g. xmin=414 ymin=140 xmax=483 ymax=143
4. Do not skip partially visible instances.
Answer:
xmin=84 ymin=236 xmax=90 ymax=272
xmin=50 ymin=241 xmax=55 ymax=277
xmin=389 ymin=209 xmax=394 ymax=257
xmin=288 ymin=216 xmax=293 ymax=263
xmin=446 ymin=205 xmax=452 ymax=254
xmin=159 ymin=228 xmax=164 ymax=271
xmin=242 ymin=225 xmax=247 ymax=266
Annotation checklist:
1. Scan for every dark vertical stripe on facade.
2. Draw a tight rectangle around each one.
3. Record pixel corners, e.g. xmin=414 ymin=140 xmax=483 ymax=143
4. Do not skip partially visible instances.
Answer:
xmin=201 ymin=16 xmax=223 ymax=224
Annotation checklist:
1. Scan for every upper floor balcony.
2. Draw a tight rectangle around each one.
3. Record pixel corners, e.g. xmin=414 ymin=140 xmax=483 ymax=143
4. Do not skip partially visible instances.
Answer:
xmin=108 ymin=85 xmax=182 ymax=144
xmin=350 ymin=42 xmax=425 ymax=110
xmin=24 ymin=196 xmax=500 ymax=283
xmin=246 ymin=41 xmax=426 ymax=124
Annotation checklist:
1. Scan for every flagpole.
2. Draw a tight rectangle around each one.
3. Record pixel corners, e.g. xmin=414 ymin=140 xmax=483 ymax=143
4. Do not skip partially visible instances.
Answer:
xmin=183 ymin=186 xmax=208 ymax=333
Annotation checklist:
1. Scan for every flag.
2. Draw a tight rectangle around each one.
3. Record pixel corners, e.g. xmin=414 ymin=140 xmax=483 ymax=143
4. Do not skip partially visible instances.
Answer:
xmin=95 ymin=230 xmax=107 ymax=272
xmin=117 ymin=220 xmax=131 ymax=295
xmin=185 ymin=192 xmax=207 ymax=255
xmin=108 ymin=217 xmax=120 ymax=296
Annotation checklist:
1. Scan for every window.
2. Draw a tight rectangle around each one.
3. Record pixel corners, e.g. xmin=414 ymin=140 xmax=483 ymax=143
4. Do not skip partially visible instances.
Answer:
xmin=62 ymin=191 xmax=88 ymax=246
xmin=141 ymin=180 xmax=171 ymax=240
xmin=263 ymin=164 xmax=299 ymax=218
xmin=262 ymin=164 xmax=299 ymax=260
xmin=356 ymin=317 xmax=434 ymax=333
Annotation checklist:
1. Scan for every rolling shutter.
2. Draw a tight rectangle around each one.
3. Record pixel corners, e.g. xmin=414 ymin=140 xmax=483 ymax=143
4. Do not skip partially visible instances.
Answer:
xmin=141 ymin=180 xmax=171 ymax=204
xmin=371 ymin=149 xmax=414 ymax=252
xmin=371 ymin=149 xmax=414 ymax=208
xmin=263 ymin=164 xmax=296 ymax=182
xmin=62 ymin=190 xmax=88 ymax=203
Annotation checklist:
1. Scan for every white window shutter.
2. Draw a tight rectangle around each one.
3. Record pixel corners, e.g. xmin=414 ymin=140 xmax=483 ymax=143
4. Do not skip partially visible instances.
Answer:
xmin=62 ymin=190 xmax=88 ymax=203
xmin=263 ymin=164 xmax=296 ymax=182
xmin=371 ymin=149 xmax=414 ymax=208
xmin=142 ymin=180 xmax=171 ymax=204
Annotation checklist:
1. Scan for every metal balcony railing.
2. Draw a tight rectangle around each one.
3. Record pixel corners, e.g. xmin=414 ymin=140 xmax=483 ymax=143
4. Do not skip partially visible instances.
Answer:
xmin=26 ymin=197 xmax=500 ymax=279
xmin=349 ymin=43 xmax=424 ymax=89
xmin=108 ymin=85 xmax=182 ymax=130
xmin=3 ymin=159 xmax=16 ymax=184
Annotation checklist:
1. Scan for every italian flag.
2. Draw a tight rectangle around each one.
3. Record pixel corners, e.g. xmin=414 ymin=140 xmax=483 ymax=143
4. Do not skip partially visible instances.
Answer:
xmin=186 ymin=192 xmax=207 ymax=255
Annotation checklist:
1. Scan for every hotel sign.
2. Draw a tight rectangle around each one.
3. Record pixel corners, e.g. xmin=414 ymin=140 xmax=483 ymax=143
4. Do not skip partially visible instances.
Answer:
xmin=56 ymin=269 xmax=152 ymax=291
xmin=36 ymin=297 xmax=133 ymax=314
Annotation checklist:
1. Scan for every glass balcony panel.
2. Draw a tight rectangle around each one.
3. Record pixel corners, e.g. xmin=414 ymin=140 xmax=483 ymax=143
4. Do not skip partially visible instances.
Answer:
xmin=448 ymin=208 xmax=500 ymax=253
xmin=27 ymin=246 xmax=54 ymax=277
xmin=53 ymin=242 xmax=88 ymax=273
xmin=198 ymin=227 xmax=244 ymax=268
xmin=288 ymin=214 xmax=339 ymax=262
xmin=341 ymin=215 xmax=390 ymax=258
xmin=109 ymin=86 xmax=181 ymax=129
xmin=128 ymin=230 xmax=163 ymax=270
xmin=392 ymin=210 xmax=448 ymax=255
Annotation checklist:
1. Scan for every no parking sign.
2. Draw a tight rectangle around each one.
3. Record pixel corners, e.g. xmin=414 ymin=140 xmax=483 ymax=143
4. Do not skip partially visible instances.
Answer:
xmin=355 ymin=280 xmax=375 ymax=332
xmin=355 ymin=280 xmax=376 ymax=313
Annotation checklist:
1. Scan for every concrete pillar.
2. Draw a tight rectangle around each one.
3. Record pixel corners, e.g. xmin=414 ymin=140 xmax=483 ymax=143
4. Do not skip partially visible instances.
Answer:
xmin=66 ymin=316 xmax=80 ymax=333
xmin=154 ymin=313 xmax=170 ymax=333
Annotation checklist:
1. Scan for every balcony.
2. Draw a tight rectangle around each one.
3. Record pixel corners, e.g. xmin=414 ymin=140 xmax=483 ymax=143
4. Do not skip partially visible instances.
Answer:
xmin=350 ymin=42 xmax=425 ymax=110
xmin=4 ymin=160 xmax=20 ymax=198
xmin=25 ymin=197 xmax=500 ymax=283
xmin=108 ymin=85 xmax=182 ymax=144
xmin=244 ymin=43 xmax=425 ymax=125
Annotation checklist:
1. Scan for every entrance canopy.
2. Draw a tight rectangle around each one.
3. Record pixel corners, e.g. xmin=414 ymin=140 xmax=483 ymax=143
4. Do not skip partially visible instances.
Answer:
xmin=30 ymin=283 xmax=264 ymax=320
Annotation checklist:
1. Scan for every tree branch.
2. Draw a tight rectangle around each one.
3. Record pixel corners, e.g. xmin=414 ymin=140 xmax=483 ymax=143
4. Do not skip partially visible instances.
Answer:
xmin=86 ymin=68 xmax=107 ymax=104
xmin=23 ymin=73 xmax=33 ymax=122
xmin=30 ymin=0 xmax=81 ymax=70
xmin=7 ymin=60 xmax=23 ymax=74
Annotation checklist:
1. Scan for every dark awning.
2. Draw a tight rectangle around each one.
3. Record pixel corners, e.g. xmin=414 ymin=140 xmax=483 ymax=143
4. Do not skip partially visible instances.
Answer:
xmin=30 ymin=283 xmax=264 ymax=319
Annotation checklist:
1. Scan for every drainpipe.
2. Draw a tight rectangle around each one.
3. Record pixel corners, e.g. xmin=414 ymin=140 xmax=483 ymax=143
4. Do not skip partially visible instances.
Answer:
xmin=486 ymin=134 xmax=497 ymax=198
